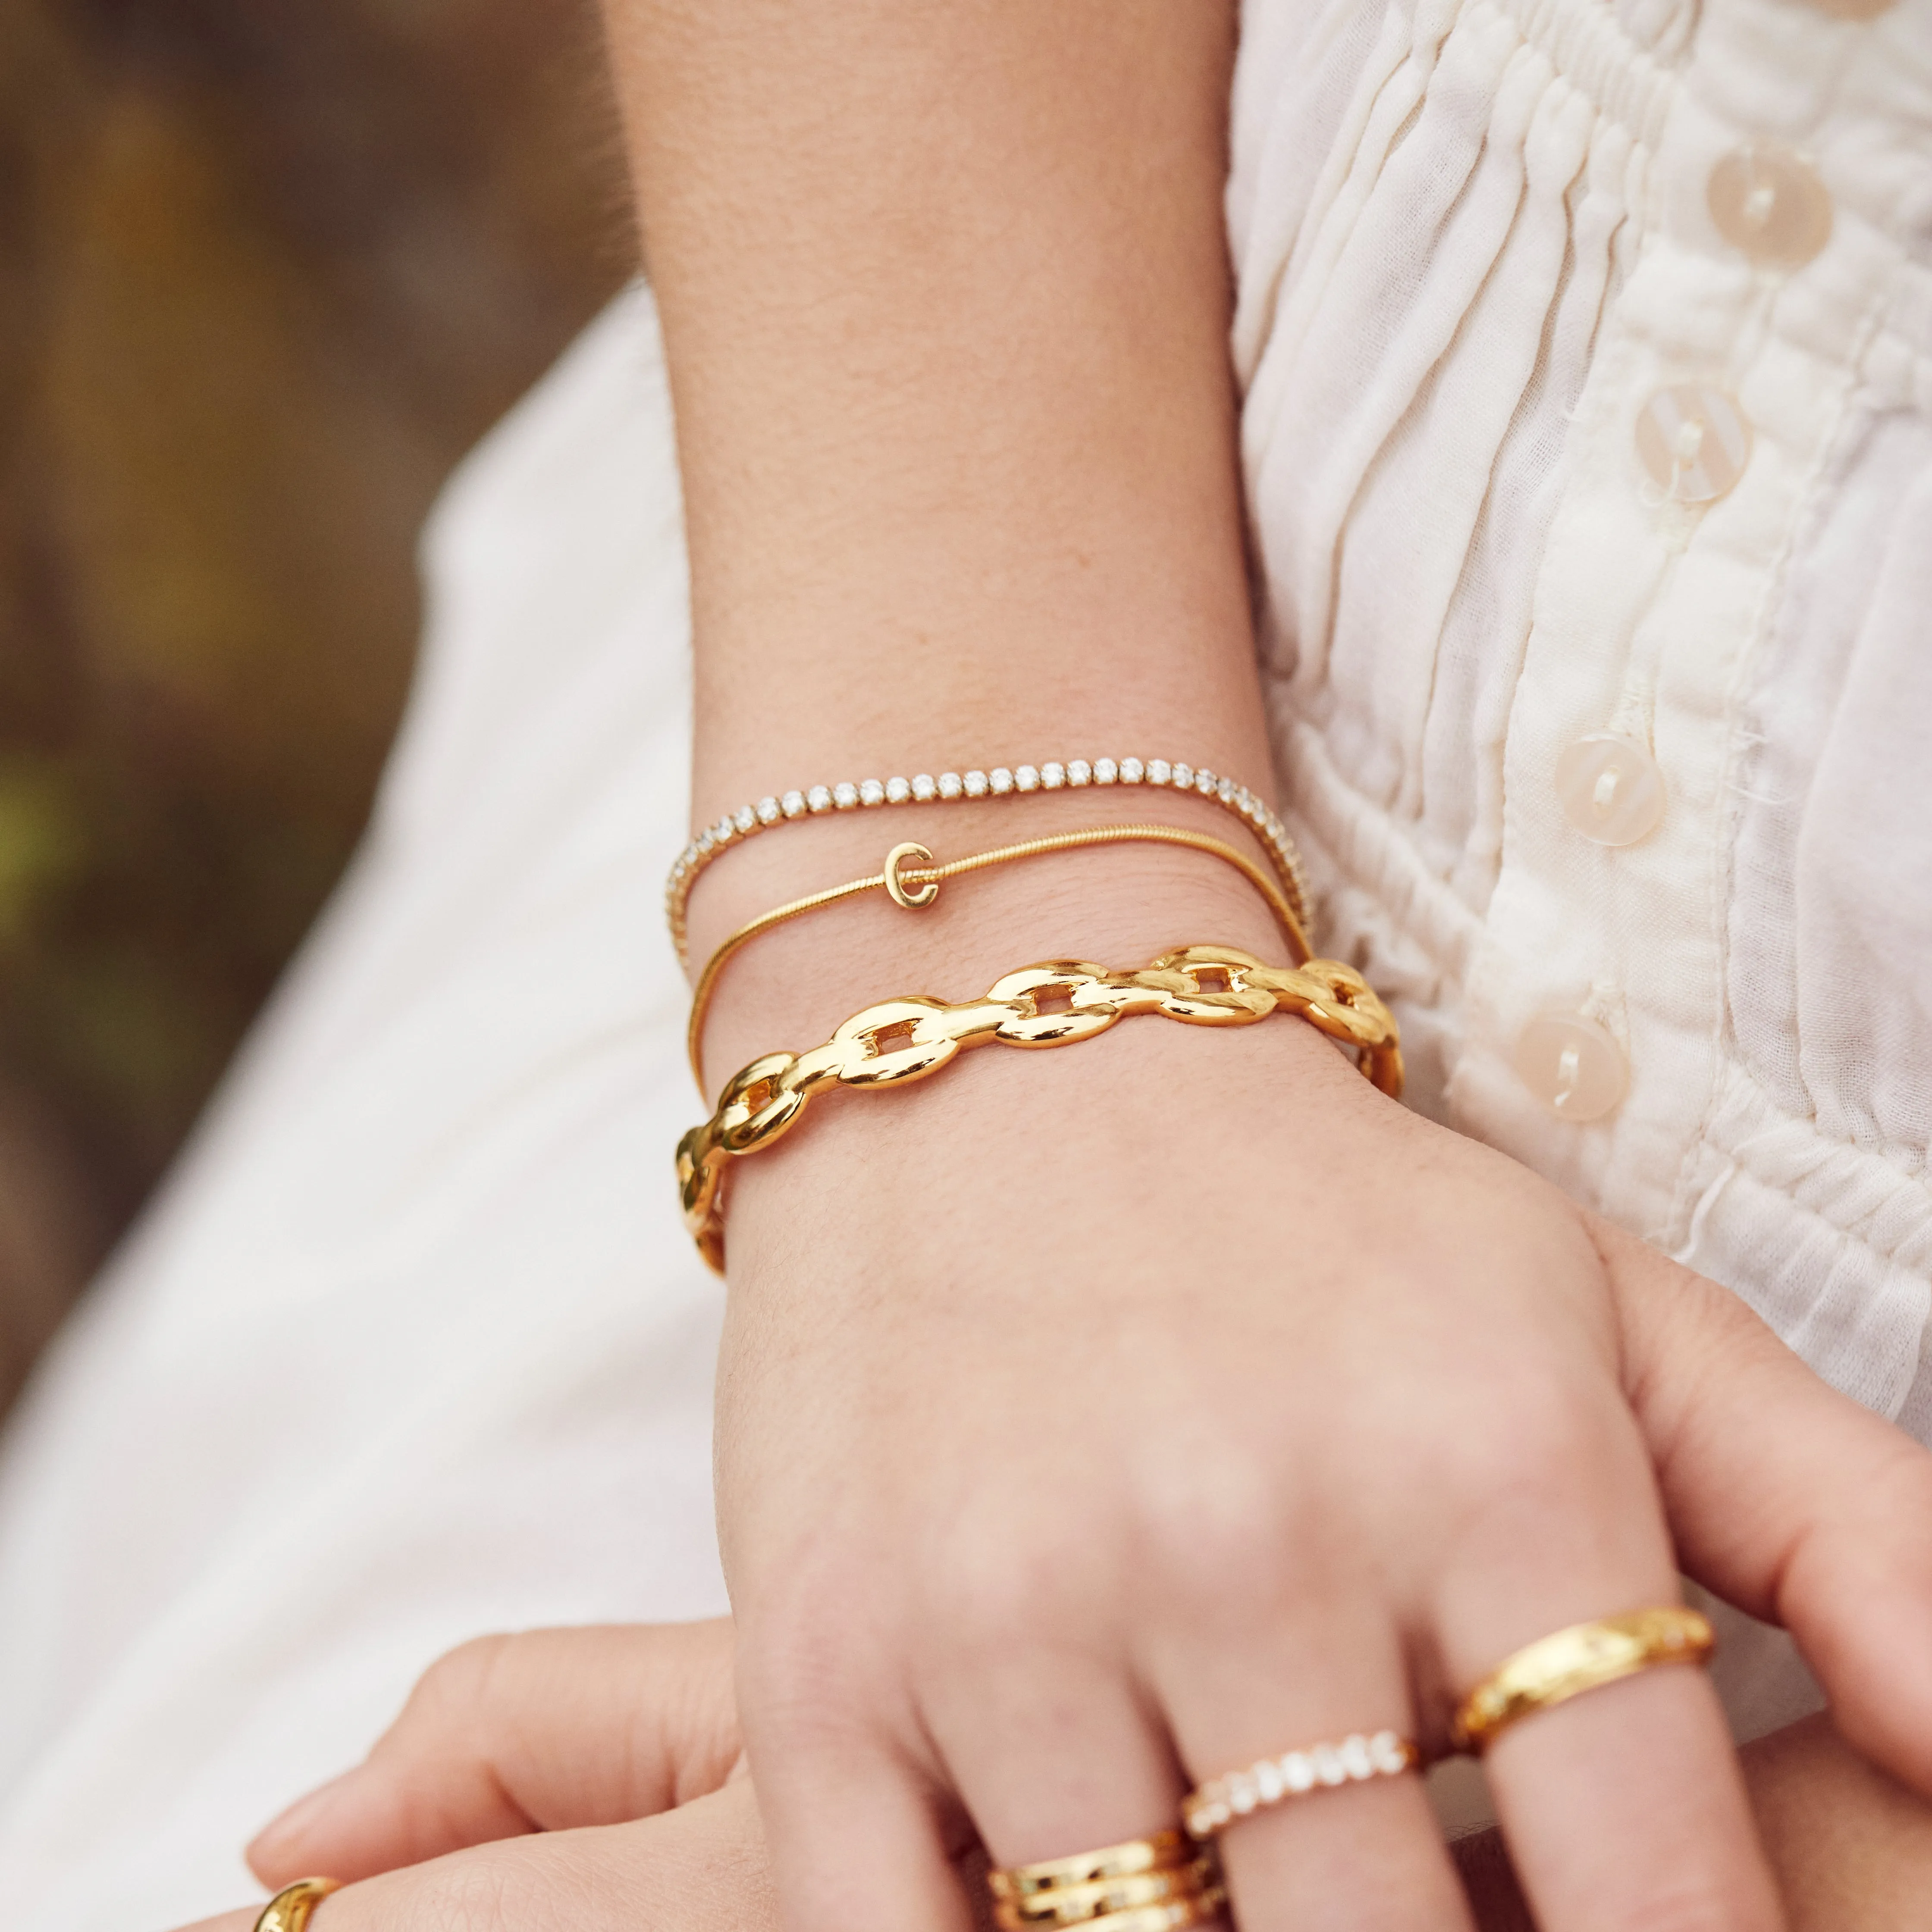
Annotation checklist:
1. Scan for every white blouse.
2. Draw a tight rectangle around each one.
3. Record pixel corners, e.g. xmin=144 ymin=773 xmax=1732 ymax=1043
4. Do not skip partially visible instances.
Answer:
xmin=1232 ymin=0 xmax=1932 ymax=1438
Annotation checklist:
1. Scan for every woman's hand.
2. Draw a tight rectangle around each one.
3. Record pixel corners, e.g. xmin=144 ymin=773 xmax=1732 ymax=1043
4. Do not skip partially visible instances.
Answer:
xmin=170 ymin=1623 xmax=776 ymax=1932
xmin=714 ymin=997 xmax=1932 ymax=1932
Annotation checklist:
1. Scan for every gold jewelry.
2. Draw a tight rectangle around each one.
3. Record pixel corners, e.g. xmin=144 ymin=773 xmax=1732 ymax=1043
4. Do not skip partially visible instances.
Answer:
xmin=1182 ymin=1729 xmax=1419 ymax=1838
xmin=252 ymin=1878 xmax=341 ymax=1932
xmin=686 ymin=824 xmax=1311 ymax=1092
xmin=999 ymin=1891 xmax=1226 ymax=1932
xmin=677 ymin=944 xmax=1403 ymax=1271
xmin=666 ymin=753 xmax=1311 ymax=965
xmin=994 ymin=1858 xmax=1219 ymax=1929
xmin=988 ymin=1830 xmax=1220 ymax=1932
xmin=1450 ymin=1606 xmax=1716 ymax=1753
xmin=990 ymin=1828 xmax=1194 ymax=1898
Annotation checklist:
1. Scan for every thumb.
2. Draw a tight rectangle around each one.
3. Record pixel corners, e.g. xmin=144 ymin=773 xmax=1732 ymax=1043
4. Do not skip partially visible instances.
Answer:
xmin=175 ymin=1781 xmax=777 ymax=1932
xmin=1596 ymin=1213 xmax=1932 ymax=1797
xmin=250 ymin=1620 xmax=741 ymax=1887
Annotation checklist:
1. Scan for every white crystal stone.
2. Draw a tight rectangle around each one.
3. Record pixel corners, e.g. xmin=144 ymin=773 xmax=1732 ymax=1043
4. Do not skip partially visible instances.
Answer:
xmin=1014 ymin=765 xmax=1040 ymax=791
xmin=1229 ymin=1781 xmax=1257 ymax=1815
xmin=683 ymin=843 xmax=700 ymax=868
xmin=696 ymin=828 xmax=716 ymax=853
xmin=885 ymin=775 xmax=912 ymax=804
xmin=963 ymin=770 xmax=988 ymax=797
xmin=1340 ymin=1735 xmax=1375 ymax=1780
xmin=1217 ymin=775 xmax=1236 ymax=802
xmin=1120 ymin=757 xmax=1145 ymax=784
xmin=1067 ymin=760 xmax=1091 ymax=786
xmin=781 ymin=790 xmax=807 ymax=818
xmin=713 ymin=817 xmax=736 ymax=843
xmin=807 ymin=785 xmax=834 ymax=813
xmin=1312 ymin=1744 xmax=1347 ymax=1787
xmin=938 ymin=772 xmax=963 ymax=798
xmin=858 ymin=779 xmax=886 ymax=806
xmin=1369 ymin=1731 xmax=1408 ymax=1774
xmin=1254 ymin=1760 xmax=1285 ymax=1802
xmin=1195 ymin=769 xmax=1217 ymax=796
xmin=1170 ymin=762 xmax=1193 ymax=789
xmin=833 ymin=782 xmax=860 ymax=809
xmin=912 ymin=774 xmax=936 ymax=801
xmin=1147 ymin=759 xmax=1173 ymax=786
xmin=756 ymin=796 xmax=781 ymax=825
xmin=1094 ymin=757 xmax=1118 ymax=784
xmin=990 ymin=768 xmax=1015 ymax=794
xmin=1040 ymin=762 xmax=1066 ymax=788
xmin=1282 ymin=1753 xmax=1315 ymax=1793
xmin=734 ymin=805 xmax=758 ymax=833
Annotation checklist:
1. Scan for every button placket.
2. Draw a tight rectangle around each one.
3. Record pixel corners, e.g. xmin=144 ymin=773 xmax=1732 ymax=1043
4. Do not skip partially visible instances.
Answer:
xmin=1707 ymin=144 xmax=1833 ymax=271
xmin=1512 ymin=1013 xmax=1628 ymax=1122
xmin=1556 ymin=734 xmax=1668 ymax=847
xmin=1634 ymin=383 xmax=1752 ymax=505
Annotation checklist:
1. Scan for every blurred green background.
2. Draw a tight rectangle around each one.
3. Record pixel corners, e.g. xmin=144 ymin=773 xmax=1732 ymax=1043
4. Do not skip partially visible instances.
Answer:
xmin=0 ymin=0 xmax=629 ymax=1414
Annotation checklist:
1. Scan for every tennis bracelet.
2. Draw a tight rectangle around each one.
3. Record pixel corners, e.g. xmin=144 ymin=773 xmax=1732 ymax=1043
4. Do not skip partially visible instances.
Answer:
xmin=666 ymin=756 xmax=1311 ymax=963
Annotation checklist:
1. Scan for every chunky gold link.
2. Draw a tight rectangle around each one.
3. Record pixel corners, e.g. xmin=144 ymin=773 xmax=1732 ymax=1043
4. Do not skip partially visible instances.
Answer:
xmin=677 ymin=945 xmax=1402 ymax=1272
xmin=684 ymin=823 xmax=1310 ymax=1092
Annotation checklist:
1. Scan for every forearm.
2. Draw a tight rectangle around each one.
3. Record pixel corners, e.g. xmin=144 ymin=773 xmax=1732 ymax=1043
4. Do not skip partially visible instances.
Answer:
xmin=602 ymin=2 xmax=1283 ymax=1073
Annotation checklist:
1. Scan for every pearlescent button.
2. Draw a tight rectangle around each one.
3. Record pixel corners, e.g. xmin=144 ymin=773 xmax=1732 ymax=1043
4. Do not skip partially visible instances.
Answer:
xmin=1514 ymin=1014 xmax=1627 ymax=1122
xmin=1634 ymin=384 xmax=1751 ymax=502
xmin=1556 ymin=734 xmax=1667 ymax=845
xmin=1708 ymin=145 xmax=1832 ymax=270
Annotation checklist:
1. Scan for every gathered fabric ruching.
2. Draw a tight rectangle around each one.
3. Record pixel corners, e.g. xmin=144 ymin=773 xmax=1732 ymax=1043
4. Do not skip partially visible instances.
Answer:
xmin=1231 ymin=0 xmax=1932 ymax=1440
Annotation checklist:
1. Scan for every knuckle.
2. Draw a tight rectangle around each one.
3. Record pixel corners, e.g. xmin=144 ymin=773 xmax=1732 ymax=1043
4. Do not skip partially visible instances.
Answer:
xmin=1598 ymin=1874 xmax=1769 ymax=1932
xmin=400 ymin=1631 xmax=517 ymax=1735
xmin=1437 ymin=1368 xmax=1623 ymax=1506
xmin=1122 ymin=1429 xmax=1317 ymax=1614
xmin=734 ymin=1595 xmax=877 ymax=1752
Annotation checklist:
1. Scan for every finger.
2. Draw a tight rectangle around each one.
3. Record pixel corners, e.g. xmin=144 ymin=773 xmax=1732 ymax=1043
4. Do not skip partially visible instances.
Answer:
xmin=197 ymin=1783 xmax=775 ymax=1932
xmin=923 ymin=1645 xmax=1187 ymax=1868
xmin=750 ymin=1741 xmax=977 ymax=1932
xmin=250 ymin=1621 xmax=740 ymax=1885
xmin=1152 ymin=1605 xmax=1471 ymax=1932
xmin=739 ymin=1624 xmax=977 ymax=1932
xmin=1436 ymin=1372 xmax=1781 ymax=1932
xmin=1598 ymin=1213 xmax=1932 ymax=1796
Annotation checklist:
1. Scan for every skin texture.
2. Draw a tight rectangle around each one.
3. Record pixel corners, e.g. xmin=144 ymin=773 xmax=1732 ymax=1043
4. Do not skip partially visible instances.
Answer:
xmin=178 ymin=1627 xmax=1932 ymax=1932
xmin=163 ymin=8 xmax=1932 ymax=1929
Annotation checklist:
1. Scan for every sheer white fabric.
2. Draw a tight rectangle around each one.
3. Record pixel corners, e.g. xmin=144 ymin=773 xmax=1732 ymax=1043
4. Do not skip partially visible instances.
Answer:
xmin=1232 ymin=0 xmax=1932 ymax=1432
xmin=0 ymin=290 xmax=728 ymax=1928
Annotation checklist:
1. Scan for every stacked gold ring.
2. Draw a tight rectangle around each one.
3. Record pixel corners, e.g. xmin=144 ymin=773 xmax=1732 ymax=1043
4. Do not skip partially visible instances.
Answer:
xmin=252 ymin=1879 xmax=340 ymax=1932
xmin=988 ymin=1829 xmax=1223 ymax=1931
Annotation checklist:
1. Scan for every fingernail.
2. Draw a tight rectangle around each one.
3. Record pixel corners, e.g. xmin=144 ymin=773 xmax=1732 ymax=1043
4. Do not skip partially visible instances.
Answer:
xmin=251 ymin=1769 xmax=356 ymax=1859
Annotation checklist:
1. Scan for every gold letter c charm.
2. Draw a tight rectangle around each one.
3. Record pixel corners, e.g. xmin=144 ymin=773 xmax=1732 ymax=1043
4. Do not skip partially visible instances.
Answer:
xmin=883 ymin=842 xmax=939 ymax=910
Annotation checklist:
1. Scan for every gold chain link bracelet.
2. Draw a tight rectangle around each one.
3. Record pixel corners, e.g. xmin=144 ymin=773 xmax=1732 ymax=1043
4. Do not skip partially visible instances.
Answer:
xmin=677 ymin=944 xmax=1402 ymax=1272
xmin=686 ymin=823 xmax=1311 ymax=1094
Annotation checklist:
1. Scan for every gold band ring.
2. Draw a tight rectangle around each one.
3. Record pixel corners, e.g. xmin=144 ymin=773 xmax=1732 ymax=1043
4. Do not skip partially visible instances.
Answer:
xmin=1044 ymin=1892 xmax=1225 ymax=1932
xmin=994 ymin=1858 xmax=1219 ymax=1928
xmin=989 ymin=1828 xmax=1195 ymax=1899
xmin=1451 ymin=1606 xmax=1716 ymax=1753
xmin=1182 ymin=1729 xmax=1419 ymax=1838
xmin=252 ymin=1878 xmax=341 ymax=1932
